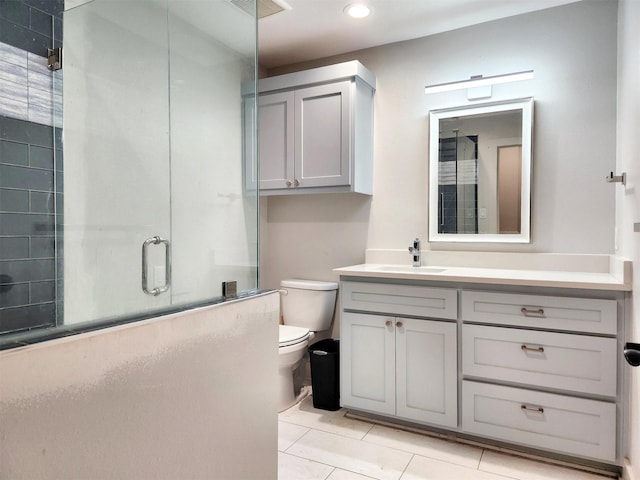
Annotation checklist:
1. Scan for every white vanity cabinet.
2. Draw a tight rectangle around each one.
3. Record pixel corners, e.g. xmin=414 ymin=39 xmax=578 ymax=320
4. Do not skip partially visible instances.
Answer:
xmin=337 ymin=273 xmax=627 ymax=468
xmin=340 ymin=282 xmax=458 ymax=428
xmin=257 ymin=61 xmax=375 ymax=195
xmin=460 ymin=290 xmax=619 ymax=462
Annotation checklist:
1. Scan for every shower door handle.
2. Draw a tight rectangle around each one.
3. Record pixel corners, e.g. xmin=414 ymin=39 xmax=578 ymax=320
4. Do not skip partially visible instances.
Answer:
xmin=142 ymin=236 xmax=171 ymax=296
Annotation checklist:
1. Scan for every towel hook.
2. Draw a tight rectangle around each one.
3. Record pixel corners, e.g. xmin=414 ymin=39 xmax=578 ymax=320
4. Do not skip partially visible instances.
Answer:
xmin=605 ymin=171 xmax=626 ymax=185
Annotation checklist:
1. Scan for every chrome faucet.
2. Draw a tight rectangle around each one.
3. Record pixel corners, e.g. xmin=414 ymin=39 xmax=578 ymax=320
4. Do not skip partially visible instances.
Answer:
xmin=408 ymin=238 xmax=421 ymax=267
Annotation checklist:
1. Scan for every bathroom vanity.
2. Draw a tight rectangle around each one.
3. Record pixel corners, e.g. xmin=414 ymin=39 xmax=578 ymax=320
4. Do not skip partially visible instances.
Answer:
xmin=334 ymin=254 xmax=632 ymax=469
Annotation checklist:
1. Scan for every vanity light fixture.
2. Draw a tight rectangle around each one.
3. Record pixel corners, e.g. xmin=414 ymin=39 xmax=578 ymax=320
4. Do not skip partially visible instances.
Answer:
xmin=344 ymin=2 xmax=371 ymax=18
xmin=424 ymin=70 xmax=534 ymax=95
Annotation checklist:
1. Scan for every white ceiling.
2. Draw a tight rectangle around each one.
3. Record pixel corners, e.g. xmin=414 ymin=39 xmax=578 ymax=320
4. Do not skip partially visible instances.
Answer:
xmin=258 ymin=0 xmax=582 ymax=69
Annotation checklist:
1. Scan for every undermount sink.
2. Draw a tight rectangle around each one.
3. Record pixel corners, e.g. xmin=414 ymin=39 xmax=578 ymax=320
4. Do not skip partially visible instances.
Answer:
xmin=373 ymin=265 xmax=447 ymax=274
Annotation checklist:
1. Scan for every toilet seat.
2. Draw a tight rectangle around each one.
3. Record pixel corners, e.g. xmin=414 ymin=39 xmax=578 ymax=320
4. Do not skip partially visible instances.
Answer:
xmin=279 ymin=325 xmax=310 ymax=347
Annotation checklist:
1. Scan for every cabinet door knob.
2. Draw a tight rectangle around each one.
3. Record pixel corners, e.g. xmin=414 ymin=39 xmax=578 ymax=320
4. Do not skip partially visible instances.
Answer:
xmin=294 ymin=178 xmax=301 ymax=186
xmin=285 ymin=180 xmax=293 ymax=187
xmin=396 ymin=321 xmax=403 ymax=328
xmin=385 ymin=319 xmax=392 ymax=327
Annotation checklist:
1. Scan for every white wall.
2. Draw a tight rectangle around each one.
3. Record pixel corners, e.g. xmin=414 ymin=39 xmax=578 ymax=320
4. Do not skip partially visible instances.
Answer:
xmin=616 ymin=1 xmax=640 ymax=477
xmin=261 ymin=1 xmax=618 ymax=338
xmin=0 ymin=293 xmax=279 ymax=480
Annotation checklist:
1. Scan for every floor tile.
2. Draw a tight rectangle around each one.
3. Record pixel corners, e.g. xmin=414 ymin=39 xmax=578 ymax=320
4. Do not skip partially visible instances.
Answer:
xmin=328 ymin=468 xmax=380 ymax=480
xmin=278 ymin=451 xmax=334 ymax=480
xmin=287 ymin=428 xmax=413 ymax=480
xmin=279 ymin=421 xmax=310 ymax=452
xmin=479 ymin=450 xmax=611 ymax=480
xmin=402 ymin=454 xmax=518 ymax=480
xmin=363 ymin=424 xmax=483 ymax=469
xmin=279 ymin=396 xmax=374 ymax=440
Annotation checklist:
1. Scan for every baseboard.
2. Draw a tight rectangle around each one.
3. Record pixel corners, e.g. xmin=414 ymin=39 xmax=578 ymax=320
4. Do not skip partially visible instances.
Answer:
xmin=623 ymin=458 xmax=638 ymax=480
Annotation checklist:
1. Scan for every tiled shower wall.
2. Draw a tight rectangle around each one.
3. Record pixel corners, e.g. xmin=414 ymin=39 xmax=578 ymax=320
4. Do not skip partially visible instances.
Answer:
xmin=0 ymin=0 xmax=63 ymax=334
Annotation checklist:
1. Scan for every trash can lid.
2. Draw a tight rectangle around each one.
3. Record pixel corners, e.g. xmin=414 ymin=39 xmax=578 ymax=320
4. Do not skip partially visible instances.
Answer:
xmin=281 ymin=279 xmax=338 ymax=291
xmin=279 ymin=325 xmax=310 ymax=347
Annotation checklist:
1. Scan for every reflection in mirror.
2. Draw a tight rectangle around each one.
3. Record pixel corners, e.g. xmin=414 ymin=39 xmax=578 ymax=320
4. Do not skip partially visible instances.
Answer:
xmin=429 ymin=98 xmax=533 ymax=243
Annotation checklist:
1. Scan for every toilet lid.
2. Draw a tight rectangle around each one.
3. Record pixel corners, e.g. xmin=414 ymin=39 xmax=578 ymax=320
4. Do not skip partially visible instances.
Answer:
xmin=279 ymin=325 xmax=310 ymax=347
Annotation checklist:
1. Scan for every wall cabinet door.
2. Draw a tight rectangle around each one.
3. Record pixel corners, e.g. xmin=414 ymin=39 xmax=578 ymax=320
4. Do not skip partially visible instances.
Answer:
xmin=258 ymin=91 xmax=294 ymax=190
xmin=341 ymin=312 xmax=457 ymax=428
xmin=294 ymin=81 xmax=351 ymax=188
xmin=340 ymin=312 xmax=396 ymax=416
xmin=396 ymin=318 xmax=457 ymax=427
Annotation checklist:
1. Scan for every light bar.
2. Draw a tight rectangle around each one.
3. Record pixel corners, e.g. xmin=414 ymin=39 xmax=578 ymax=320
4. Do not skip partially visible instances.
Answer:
xmin=424 ymin=70 xmax=534 ymax=95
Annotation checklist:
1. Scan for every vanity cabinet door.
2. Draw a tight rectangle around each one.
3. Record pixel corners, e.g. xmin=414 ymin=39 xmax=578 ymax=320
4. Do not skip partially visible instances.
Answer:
xmin=396 ymin=318 xmax=458 ymax=428
xmin=340 ymin=312 xmax=396 ymax=415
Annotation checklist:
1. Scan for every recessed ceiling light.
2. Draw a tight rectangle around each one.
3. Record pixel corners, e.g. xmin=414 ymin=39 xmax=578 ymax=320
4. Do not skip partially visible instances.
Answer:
xmin=344 ymin=3 xmax=371 ymax=19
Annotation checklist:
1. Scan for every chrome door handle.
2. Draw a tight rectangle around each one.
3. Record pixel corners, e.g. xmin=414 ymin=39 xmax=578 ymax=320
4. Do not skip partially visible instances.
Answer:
xmin=142 ymin=236 xmax=171 ymax=296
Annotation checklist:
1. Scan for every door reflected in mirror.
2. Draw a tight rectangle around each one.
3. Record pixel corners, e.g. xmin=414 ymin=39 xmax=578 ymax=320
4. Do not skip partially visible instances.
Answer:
xmin=429 ymin=98 xmax=533 ymax=243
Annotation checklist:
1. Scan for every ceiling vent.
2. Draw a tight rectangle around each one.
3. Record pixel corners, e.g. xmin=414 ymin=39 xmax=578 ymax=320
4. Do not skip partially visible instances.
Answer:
xmin=230 ymin=0 xmax=291 ymax=19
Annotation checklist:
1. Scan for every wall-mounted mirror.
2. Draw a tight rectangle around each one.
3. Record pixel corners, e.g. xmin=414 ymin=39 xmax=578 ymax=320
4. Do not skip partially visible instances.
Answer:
xmin=428 ymin=98 xmax=533 ymax=243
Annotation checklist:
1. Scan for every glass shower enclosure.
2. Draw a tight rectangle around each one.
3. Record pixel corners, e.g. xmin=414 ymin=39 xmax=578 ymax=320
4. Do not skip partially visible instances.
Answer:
xmin=0 ymin=0 xmax=258 ymax=342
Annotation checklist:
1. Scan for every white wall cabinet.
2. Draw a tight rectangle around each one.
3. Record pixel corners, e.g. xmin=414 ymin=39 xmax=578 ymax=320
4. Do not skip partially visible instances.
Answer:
xmin=340 ymin=283 xmax=458 ymax=428
xmin=257 ymin=61 xmax=375 ymax=195
xmin=338 ymin=278 xmax=625 ymax=467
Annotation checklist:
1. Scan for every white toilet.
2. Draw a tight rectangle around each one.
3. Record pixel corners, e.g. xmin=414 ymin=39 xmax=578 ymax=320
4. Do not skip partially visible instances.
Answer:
xmin=278 ymin=279 xmax=338 ymax=412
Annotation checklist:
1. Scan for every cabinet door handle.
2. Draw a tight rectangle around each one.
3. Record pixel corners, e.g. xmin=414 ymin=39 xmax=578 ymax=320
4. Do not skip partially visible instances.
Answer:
xmin=396 ymin=321 xmax=403 ymax=328
xmin=385 ymin=319 xmax=393 ymax=327
xmin=521 ymin=307 xmax=545 ymax=317
xmin=285 ymin=180 xmax=293 ymax=187
xmin=294 ymin=178 xmax=301 ymax=187
xmin=521 ymin=404 xmax=544 ymax=414
xmin=521 ymin=344 xmax=545 ymax=353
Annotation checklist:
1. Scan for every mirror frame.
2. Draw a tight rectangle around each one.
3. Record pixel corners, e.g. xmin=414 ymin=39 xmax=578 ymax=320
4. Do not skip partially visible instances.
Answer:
xmin=428 ymin=97 xmax=534 ymax=243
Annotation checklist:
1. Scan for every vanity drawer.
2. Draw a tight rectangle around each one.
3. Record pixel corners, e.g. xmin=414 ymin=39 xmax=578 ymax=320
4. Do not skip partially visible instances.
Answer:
xmin=341 ymin=281 xmax=457 ymax=320
xmin=461 ymin=291 xmax=616 ymax=335
xmin=462 ymin=381 xmax=616 ymax=462
xmin=462 ymin=324 xmax=617 ymax=396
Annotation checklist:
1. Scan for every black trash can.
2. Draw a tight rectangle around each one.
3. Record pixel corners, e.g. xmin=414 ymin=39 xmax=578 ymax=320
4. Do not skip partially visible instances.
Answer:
xmin=308 ymin=339 xmax=340 ymax=411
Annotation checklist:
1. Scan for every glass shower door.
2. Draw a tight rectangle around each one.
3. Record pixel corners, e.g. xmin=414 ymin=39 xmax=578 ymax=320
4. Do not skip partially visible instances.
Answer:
xmin=63 ymin=0 xmax=173 ymax=325
xmin=59 ymin=0 xmax=258 ymax=328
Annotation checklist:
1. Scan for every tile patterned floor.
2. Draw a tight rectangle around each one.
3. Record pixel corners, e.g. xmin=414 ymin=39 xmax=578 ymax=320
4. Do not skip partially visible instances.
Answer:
xmin=278 ymin=396 xmax=614 ymax=480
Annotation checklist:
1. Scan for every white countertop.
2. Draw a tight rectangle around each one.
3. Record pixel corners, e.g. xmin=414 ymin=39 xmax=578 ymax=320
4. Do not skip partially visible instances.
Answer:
xmin=334 ymin=254 xmax=632 ymax=291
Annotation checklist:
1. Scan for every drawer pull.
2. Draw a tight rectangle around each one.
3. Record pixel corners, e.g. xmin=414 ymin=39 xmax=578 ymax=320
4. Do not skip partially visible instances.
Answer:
xmin=521 ymin=344 xmax=545 ymax=353
xmin=521 ymin=404 xmax=544 ymax=414
xmin=521 ymin=307 xmax=545 ymax=317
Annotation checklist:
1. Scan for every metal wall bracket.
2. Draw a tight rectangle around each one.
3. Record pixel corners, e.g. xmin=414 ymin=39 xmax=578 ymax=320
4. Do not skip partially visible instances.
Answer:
xmin=222 ymin=281 xmax=238 ymax=298
xmin=47 ymin=48 xmax=62 ymax=71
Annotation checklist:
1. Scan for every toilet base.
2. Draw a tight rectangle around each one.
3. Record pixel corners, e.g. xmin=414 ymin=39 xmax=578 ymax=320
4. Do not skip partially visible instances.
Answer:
xmin=278 ymin=364 xmax=299 ymax=412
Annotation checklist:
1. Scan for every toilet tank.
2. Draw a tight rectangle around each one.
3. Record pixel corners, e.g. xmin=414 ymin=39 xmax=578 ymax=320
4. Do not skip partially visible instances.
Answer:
xmin=280 ymin=279 xmax=338 ymax=331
